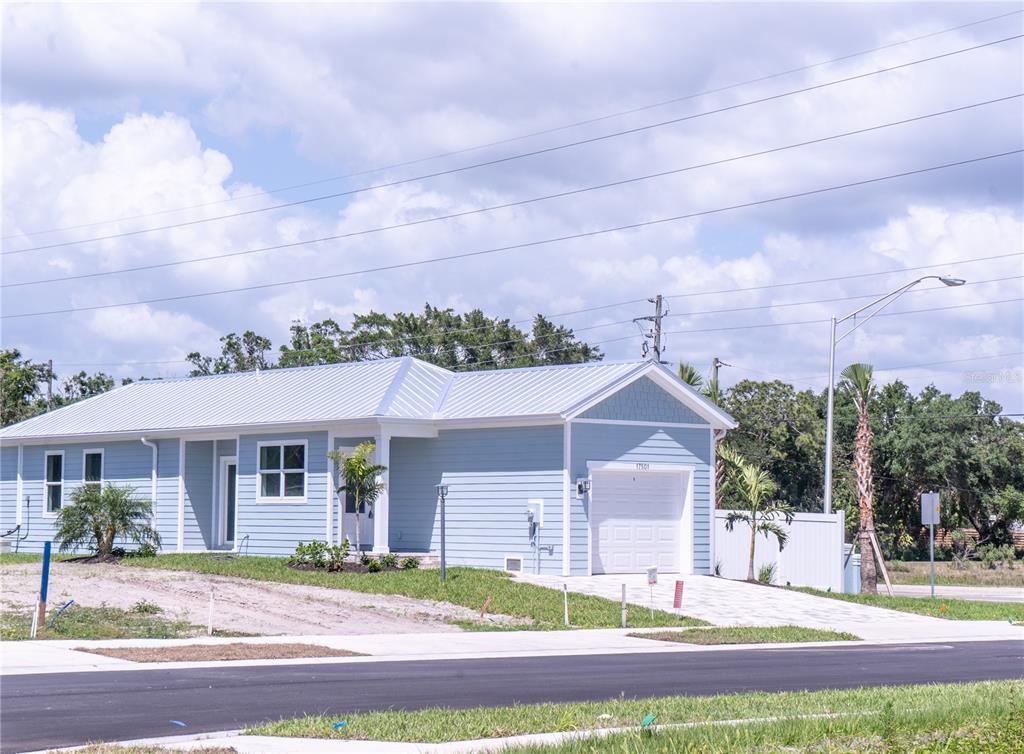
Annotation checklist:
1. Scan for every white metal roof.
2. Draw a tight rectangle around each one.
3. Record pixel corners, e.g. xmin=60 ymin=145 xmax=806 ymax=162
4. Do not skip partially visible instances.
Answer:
xmin=0 ymin=357 xmax=734 ymax=441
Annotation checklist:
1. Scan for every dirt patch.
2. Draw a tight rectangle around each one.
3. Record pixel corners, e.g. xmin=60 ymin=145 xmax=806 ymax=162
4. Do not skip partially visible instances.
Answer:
xmin=76 ymin=641 xmax=363 ymax=662
xmin=1 ymin=562 xmax=522 ymax=636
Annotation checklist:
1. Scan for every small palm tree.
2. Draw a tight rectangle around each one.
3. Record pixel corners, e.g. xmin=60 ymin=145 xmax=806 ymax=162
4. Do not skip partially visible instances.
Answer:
xmin=840 ymin=362 xmax=878 ymax=594
xmin=55 ymin=484 xmax=159 ymax=557
xmin=719 ymin=446 xmax=794 ymax=581
xmin=327 ymin=441 xmax=386 ymax=556
xmin=676 ymin=361 xmax=703 ymax=388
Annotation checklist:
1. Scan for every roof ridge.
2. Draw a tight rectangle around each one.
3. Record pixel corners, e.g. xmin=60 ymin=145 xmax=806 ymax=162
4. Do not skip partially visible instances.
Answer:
xmin=449 ymin=358 xmax=643 ymax=379
xmin=374 ymin=357 xmax=415 ymax=416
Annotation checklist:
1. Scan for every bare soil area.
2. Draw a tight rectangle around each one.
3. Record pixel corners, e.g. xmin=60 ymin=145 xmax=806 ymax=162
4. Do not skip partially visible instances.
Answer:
xmin=76 ymin=641 xmax=362 ymax=662
xmin=1 ymin=561 xmax=519 ymax=635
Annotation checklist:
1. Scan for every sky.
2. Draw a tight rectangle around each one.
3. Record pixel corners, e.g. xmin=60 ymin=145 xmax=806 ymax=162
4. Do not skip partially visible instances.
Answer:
xmin=2 ymin=1 xmax=1022 ymax=411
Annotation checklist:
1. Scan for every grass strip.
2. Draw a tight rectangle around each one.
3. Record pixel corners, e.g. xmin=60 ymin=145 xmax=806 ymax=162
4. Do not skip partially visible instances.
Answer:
xmin=790 ymin=586 xmax=1024 ymax=622
xmin=74 ymin=642 xmax=362 ymax=663
xmin=246 ymin=680 xmax=1021 ymax=743
xmin=888 ymin=560 xmax=1023 ymax=588
xmin=126 ymin=554 xmax=706 ymax=629
xmin=628 ymin=625 xmax=859 ymax=644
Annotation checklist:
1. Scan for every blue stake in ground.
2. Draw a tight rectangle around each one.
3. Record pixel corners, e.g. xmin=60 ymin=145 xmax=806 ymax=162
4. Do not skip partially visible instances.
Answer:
xmin=32 ymin=541 xmax=52 ymax=636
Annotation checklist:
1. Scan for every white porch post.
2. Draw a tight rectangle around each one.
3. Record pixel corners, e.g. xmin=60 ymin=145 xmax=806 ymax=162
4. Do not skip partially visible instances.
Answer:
xmin=177 ymin=439 xmax=185 ymax=553
xmin=15 ymin=445 xmax=23 ymax=526
xmin=372 ymin=429 xmax=390 ymax=553
xmin=562 ymin=422 xmax=571 ymax=576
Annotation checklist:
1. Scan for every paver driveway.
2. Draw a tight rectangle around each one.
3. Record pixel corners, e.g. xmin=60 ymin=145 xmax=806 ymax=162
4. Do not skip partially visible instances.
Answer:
xmin=519 ymin=573 xmax=1024 ymax=643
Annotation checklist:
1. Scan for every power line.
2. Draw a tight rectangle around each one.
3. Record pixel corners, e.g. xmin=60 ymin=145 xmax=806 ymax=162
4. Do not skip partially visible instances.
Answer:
xmin=5 ymin=149 xmax=1019 ymax=321
xmin=6 ymin=35 xmax=1021 ymax=256
xmin=8 ymin=8 xmax=1019 ymax=242
xmin=8 ymin=95 xmax=1019 ymax=289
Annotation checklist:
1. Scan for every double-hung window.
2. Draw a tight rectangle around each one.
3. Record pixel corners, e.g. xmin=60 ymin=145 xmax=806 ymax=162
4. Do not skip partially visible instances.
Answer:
xmin=258 ymin=442 xmax=306 ymax=501
xmin=83 ymin=450 xmax=103 ymax=490
xmin=45 ymin=452 xmax=64 ymax=513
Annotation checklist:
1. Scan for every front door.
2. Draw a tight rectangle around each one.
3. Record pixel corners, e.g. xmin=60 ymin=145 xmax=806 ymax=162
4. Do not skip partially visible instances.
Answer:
xmin=219 ymin=457 xmax=237 ymax=548
xmin=341 ymin=489 xmax=374 ymax=552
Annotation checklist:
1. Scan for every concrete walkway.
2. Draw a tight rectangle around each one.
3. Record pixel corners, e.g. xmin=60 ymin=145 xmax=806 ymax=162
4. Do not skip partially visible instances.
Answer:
xmin=891 ymin=584 xmax=1024 ymax=603
xmin=517 ymin=573 xmax=1024 ymax=643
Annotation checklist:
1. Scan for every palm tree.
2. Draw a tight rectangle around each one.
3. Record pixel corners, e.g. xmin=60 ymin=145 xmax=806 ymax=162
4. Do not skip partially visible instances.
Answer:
xmin=719 ymin=446 xmax=794 ymax=581
xmin=676 ymin=361 xmax=704 ymax=388
xmin=840 ymin=362 xmax=878 ymax=593
xmin=55 ymin=484 xmax=159 ymax=558
xmin=703 ymin=377 xmax=727 ymax=508
xmin=327 ymin=441 xmax=386 ymax=557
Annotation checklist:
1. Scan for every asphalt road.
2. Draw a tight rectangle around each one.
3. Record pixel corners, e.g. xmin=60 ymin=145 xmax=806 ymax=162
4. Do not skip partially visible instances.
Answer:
xmin=3 ymin=640 xmax=1023 ymax=753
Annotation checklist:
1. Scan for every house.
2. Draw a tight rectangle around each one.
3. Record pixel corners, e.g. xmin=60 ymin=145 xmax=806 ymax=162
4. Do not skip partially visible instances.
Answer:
xmin=0 ymin=357 xmax=736 ymax=576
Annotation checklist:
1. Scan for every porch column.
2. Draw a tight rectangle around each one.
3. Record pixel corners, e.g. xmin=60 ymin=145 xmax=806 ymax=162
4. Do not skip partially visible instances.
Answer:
xmin=177 ymin=439 xmax=185 ymax=552
xmin=372 ymin=429 xmax=390 ymax=553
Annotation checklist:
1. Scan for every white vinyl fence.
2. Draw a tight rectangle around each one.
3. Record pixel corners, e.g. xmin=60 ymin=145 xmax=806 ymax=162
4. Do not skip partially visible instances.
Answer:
xmin=713 ymin=510 xmax=846 ymax=592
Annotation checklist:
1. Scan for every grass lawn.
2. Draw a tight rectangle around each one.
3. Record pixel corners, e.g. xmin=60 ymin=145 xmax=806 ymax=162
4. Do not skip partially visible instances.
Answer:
xmin=0 ymin=552 xmax=46 ymax=565
xmin=0 ymin=600 xmax=246 ymax=641
xmin=75 ymin=642 xmax=361 ymax=663
xmin=888 ymin=560 xmax=1023 ymax=587
xmin=126 ymin=553 xmax=707 ymax=630
xmin=247 ymin=680 xmax=1021 ymax=746
xmin=629 ymin=625 xmax=859 ymax=645
xmin=791 ymin=587 xmax=1024 ymax=622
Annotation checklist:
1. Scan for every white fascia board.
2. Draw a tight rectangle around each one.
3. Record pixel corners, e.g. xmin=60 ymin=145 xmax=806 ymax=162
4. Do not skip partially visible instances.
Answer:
xmin=432 ymin=414 xmax=564 ymax=431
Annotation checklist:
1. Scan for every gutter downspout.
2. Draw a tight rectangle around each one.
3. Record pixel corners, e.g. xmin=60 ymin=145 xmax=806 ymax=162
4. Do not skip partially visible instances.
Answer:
xmin=140 ymin=438 xmax=159 ymax=537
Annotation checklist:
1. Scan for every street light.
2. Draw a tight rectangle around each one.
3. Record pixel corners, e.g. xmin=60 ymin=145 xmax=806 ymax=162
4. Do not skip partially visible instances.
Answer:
xmin=822 ymin=275 xmax=966 ymax=514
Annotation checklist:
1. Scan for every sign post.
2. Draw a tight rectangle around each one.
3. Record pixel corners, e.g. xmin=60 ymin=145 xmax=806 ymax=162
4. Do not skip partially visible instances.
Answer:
xmin=30 ymin=541 xmax=52 ymax=638
xmin=921 ymin=492 xmax=940 ymax=598
xmin=646 ymin=567 xmax=657 ymax=619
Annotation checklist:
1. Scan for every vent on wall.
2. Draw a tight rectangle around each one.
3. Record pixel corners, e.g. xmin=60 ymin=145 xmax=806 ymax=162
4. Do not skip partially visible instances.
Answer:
xmin=504 ymin=556 xmax=523 ymax=573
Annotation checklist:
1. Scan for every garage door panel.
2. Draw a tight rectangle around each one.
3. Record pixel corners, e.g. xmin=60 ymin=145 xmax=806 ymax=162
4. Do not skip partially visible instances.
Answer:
xmin=590 ymin=470 xmax=684 ymax=574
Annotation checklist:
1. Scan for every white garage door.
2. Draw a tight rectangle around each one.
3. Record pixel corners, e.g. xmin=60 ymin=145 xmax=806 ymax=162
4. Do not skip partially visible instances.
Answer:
xmin=590 ymin=469 xmax=684 ymax=574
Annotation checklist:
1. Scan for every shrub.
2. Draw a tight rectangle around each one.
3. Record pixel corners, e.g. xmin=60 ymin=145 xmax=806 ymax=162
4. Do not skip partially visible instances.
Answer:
xmin=359 ymin=551 xmax=373 ymax=566
xmin=288 ymin=540 xmax=329 ymax=569
xmin=135 ymin=542 xmax=159 ymax=558
xmin=325 ymin=540 xmax=350 ymax=572
xmin=365 ymin=558 xmax=382 ymax=573
xmin=980 ymin=544 xmax=1016 ymax=570
xmin=757 ymin=562 xmax=777 ymax=585
xmin=400 ymin=556 xmax=420 ymax=570
xmin=379 ymin=553 xmax=398 ymax=568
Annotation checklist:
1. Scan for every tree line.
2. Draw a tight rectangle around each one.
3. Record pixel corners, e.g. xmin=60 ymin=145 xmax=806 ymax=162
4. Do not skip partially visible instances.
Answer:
xmin=3 ymin=304 xmax=1020 ymax=572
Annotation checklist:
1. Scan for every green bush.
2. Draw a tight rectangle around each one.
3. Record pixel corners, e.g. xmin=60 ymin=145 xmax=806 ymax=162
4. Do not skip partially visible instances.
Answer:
xmin=980 ymin=544 xmax=1016 ymax=570
xmin=366 ymin=558 xmax=382 ymax=573
xmin=288 ymin=541 xmax=329 ymax=569
xmin=379 ymin=553 xmax=398 ymax=568
xmin=130 ymin=599 xmax=163 ymax=614
xmin=325 ymin=540 xmax=350 ymax=572
xmin=757 ymin=562 xmax=777 ymax=585
xmin=400 ymin=556 xmax=420 ymax=570
xmin=359 ymin=551 xmax=373 ymax=566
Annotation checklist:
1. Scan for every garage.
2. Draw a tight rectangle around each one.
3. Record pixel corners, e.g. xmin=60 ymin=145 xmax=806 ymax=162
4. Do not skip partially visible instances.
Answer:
xmin=590 ymin=467 xmax=687 ymax=574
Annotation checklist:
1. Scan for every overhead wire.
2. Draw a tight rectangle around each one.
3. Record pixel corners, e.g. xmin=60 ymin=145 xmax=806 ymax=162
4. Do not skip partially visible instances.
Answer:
xmin=5 ymin=149 xmax=1020 ymax=320
xmin=5 ymin=34 xmax=1021 ymax=256
xmin=7 ymin=8 xmax=1019 ymax=242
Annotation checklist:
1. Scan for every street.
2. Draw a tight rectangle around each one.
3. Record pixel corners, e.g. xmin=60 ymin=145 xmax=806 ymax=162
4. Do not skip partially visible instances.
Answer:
xmin=3 ymin=640 xmax=1022 ymax=753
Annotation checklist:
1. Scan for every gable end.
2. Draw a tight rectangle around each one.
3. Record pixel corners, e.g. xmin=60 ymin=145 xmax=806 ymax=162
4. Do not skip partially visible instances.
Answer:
xmin=577 ymin=376 xmax=709 ymax=425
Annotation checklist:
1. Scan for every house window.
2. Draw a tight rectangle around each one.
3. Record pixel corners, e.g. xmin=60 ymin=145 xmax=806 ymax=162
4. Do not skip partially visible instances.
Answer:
xmin=83 ymin=450 xmax=103 ymax=490
xmin=45 ymin=452 xmax=64 ymax=513
xmin=258 ymin=442 xmax=306 ymax=500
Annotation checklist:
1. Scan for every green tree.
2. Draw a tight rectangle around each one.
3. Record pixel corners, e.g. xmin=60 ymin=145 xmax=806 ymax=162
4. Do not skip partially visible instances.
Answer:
xmin=840 ymin=363 xmax=879 ymax=594
xmin=719 ymin=446 xmax=794 ymax=581
xmin=327 ymin=442 xmax=386 ymax=556
xmin=0 ymin=349 xmax=44 ymax=426
xmin=187 ymin=331 xmax=273 ymax=376
xmin=60 ymin=371 xmax=115 ymax=402
xmin=676 ymin=362 xmax=703 ymax=387
xmin=54 ymin=484 xmax=160 ymax=558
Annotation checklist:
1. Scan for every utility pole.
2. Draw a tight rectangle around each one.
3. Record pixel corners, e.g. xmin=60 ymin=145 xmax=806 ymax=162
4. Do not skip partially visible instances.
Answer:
xmin=634 ymin=294 xmax=668 ymax=363
xmin=46 ymin=359 xmax=53 ymax=412
xmin=710 ymin=356 xmax=730 ymax=384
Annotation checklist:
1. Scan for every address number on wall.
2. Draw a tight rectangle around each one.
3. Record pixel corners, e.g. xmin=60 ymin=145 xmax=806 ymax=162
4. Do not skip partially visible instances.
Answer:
xmin=635 ymin=462 xmax=651 ymax=471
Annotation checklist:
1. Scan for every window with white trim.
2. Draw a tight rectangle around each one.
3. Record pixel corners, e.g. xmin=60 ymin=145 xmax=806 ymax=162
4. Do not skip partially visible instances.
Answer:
xmin=258 ymin=442 xmax=306 ymax=500
xmin=83 ymin=450 xmax=103 ymax=490
xmin=45 ymin=452 xmax=64 ymax=513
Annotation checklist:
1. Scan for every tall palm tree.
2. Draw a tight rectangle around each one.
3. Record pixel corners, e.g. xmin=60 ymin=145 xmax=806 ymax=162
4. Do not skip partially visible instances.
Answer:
xmin=840 ymin=362 xmax=878 ymax=593
xmin=719 ymin=446 xmax=794 ymax=581
xmin=327 ymin=441 xmax=386 ymax=557
xmin=676 ymin=362 xmax=703 ymax=388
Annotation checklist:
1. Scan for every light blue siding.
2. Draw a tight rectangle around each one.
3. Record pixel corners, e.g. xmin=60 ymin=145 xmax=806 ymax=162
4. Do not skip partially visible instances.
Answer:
xmin=236 ymin=431 xmax=329 ymax=556
xmin=1 ymin=445 xmax=17 ymax=539
xmin=11 ymin=440 xmax=158 ymax=553
xmin=389 ymin=426 xmax=564 ymax=575
xmin=570 ymin=423 xmax=713 ymax=575
xmin=154 ymin=439 xmax=180 ymax=551
xmin=579 ymin=377 xmax=708 ymax=425
xmin=183 ymin=441 xmax=214 ymax=550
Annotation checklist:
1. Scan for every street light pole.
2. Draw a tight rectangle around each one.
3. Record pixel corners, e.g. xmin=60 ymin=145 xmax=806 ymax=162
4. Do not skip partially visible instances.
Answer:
xmin=822 ymin=275 xmax=965 ymax=514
